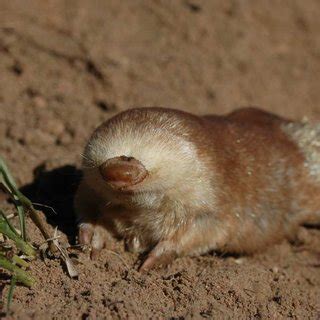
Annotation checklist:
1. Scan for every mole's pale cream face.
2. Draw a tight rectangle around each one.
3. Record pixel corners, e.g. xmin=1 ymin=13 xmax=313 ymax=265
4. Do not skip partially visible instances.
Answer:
xmin=83 ymin=127 xmax=200 ymax=194
xmin=81 ymin=112 xmax=215 ymax=210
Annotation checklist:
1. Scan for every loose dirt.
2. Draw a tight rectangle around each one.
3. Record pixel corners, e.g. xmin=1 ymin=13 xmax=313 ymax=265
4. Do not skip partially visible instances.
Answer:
xmin=1 ymin=1 xmax=320 ymax=318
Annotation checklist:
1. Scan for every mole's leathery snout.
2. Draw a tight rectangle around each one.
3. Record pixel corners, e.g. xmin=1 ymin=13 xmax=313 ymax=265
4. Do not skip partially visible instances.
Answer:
xmin=99 ymin=156 xmax=148 ymax=189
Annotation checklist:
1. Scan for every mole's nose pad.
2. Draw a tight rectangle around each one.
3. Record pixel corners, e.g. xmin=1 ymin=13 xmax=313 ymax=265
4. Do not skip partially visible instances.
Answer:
xmin=99 ymin=156 xmax=148 ymax=189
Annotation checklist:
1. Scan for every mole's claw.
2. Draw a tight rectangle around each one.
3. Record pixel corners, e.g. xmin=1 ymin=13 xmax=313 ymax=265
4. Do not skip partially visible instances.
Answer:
xmin=78 ymin=223 xmax=107 ymax=258
xmin=139 ymin=241 xmax=177 ymax=272
xmin=78 ymin=223 xmax=94 ymax=245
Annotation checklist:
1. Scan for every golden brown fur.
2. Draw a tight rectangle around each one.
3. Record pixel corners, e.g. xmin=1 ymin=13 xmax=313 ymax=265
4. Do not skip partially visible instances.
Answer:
xmin=75 ymin=107 xmax=320 ymax=270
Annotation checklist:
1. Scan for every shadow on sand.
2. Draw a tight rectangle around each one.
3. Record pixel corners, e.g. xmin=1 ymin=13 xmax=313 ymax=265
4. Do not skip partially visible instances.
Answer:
xmin=21 ymin=165 xmax=82 ymax=244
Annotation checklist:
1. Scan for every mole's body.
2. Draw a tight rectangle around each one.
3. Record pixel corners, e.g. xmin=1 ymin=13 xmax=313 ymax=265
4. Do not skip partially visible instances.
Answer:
xmin=75 ymin=107 xmax=320 ymax=270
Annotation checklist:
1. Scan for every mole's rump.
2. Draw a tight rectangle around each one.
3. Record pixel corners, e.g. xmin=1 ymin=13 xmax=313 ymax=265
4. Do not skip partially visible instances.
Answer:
xmin=75 ymin=107 xmax=320 ymax=270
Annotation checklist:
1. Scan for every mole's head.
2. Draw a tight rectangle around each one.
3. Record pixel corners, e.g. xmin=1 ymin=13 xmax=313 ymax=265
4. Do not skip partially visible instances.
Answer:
xmin=81 ymin=108 xmax=213 ymax=208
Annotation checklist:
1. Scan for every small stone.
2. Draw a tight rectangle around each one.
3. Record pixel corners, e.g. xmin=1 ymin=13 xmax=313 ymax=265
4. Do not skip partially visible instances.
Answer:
xmin=24 ymin=129 xmax=56 ymax=146
xmin=58 ymin=132 xmax=73 ymax=145
xmin=234 ymin=258 xmax=245 ymax=264
xmin=33 ymin=96 xmax=47 ymax=108
xmin=44 ymin=119 xmax=65 ymax=136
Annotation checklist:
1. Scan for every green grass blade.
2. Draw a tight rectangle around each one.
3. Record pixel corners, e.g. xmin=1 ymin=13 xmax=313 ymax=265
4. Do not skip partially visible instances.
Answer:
xmin=14 ymin=201 xmax=26 ymax=241
xmin=0 ymin=156 xmax=33 ymax=208
xmin=0 ymin=156 xmax=18 ymax=190
xmin=0 ymin=156 xmax=38 ymax=311
xmin=0 ymin=211 xmax=36 ymax=257
xmin=12 ymin=255 xmax=30 ymax=268
xmin=6 ymin=275 xmax=17 ymax=313
xmin=0 ymin=209 xmax=19 ymax=236
xmin=0 ymin=254 xmax=35 ymax=287
xmin=0 ymin=156 xmax=27 ymax=240
xmin=0 ymin=155 xmax=57 ymax=254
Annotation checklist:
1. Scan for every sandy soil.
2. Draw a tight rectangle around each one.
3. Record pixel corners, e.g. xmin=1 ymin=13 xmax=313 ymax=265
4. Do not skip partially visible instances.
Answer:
xmin=1 ymin=0 xmax=320 ymax=318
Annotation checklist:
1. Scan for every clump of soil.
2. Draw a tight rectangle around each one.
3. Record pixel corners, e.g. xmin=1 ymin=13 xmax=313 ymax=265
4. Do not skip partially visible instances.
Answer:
xmin=0 ymin=1 xmax=320 ymax=318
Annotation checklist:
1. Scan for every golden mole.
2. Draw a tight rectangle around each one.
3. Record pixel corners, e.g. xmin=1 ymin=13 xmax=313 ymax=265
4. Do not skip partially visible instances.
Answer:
xmin=74 ymin=107 xmax=320 ymax=271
